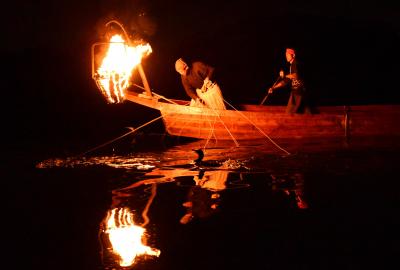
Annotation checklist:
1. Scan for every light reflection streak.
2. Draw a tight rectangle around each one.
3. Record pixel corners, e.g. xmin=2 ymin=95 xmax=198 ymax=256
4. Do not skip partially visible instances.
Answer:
xmin=103 ymin=207 xmax=160 ymax=267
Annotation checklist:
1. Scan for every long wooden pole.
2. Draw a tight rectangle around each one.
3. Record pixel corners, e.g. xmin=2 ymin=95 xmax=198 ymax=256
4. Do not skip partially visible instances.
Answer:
xmin=260 ymin=75 xmax=281 ymax=105
xmin=137 ymin=63 xmax=152 ymax=97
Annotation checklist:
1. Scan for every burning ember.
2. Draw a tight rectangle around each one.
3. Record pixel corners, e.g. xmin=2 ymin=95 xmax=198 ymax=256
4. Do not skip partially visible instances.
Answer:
xmin=105 ymin=208 xmax=160 ymax=267
xmin=96 ymin=34 xmax=152 ymax=103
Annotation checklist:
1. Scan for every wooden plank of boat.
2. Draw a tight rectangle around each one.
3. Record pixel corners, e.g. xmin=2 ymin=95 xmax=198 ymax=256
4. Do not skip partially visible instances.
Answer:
xmin=158 ymin=103 xmax=344 ymax=139
xmin=124 ymin=90 xmax=400 ymax=140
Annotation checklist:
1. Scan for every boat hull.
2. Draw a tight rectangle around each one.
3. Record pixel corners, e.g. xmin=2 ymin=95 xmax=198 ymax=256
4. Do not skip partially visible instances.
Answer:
xmin=159 ymin=103 xmax=346 ymax=140
xmin=125 ymin=91 xmax=400 ymax=140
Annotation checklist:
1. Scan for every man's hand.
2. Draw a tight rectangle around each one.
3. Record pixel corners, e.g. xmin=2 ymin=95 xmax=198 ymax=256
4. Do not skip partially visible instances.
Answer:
xmin=202 ymin=77 xmax=213 ymax=92
xmin=279 ymin=70 xmax=285 ymax=78
xmin=268 ymin=87 xmax=274 ymax=94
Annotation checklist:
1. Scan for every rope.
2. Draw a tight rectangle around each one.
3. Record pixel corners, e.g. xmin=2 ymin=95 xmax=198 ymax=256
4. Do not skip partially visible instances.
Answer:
xmin=76 ymin=115 xmax=164 ymax=157
xmin=131 ymin=83 xmax=234 ymax=148
xmin=195 ymin=84 xmax=239 ymax=147
xmin=203 ymin=113 xmax=219 ymax=149
xmin=223 ymin=98 xmax=291 ymax=155
xmin=132 ymin=84 xmax=180 ymax=105
xmin=210 ymin=107 xmax=240 ymax=147
xmin=192 ymin=103 xmax=239 ymax=148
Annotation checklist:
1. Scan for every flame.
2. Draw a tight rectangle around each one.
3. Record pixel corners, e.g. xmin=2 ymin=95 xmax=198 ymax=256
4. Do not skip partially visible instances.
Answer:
xmin=97 ymin=35 xmax=152 ymax=103
xmin=105 ymin=208 xmax=160 ymax=267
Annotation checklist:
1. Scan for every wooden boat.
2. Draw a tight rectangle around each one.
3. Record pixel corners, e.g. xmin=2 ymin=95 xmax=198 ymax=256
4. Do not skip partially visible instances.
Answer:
xmin=90 ymin=21 xmax=400 ymax=143
xmin=124 ymin=90 xmax=400 ymax=141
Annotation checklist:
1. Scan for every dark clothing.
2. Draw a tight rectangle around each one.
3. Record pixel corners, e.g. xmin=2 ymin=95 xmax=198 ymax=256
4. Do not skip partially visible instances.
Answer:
xmin=288 ymin=59 xmax=305 ymax=95
xmin=284 ymin=59 xmax=311 ymax=114
xmin=181 ymin=61 xmax=214 ymax=100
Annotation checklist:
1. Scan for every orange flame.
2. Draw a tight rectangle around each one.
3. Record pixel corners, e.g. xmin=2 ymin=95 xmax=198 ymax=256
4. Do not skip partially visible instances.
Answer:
xmin=97 ymin=35 xmax=152 ymax=103
xmin=105 ymin=208 xmax=160 ymax=267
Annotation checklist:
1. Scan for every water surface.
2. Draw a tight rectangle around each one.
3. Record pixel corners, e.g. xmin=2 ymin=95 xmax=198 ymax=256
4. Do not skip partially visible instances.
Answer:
xmin=7 ymin=135 xmax=400 ymax=269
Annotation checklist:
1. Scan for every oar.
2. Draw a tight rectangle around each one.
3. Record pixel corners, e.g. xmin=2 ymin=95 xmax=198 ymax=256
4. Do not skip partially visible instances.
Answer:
xmin=260 ymin=75 xmax=281 ymax=105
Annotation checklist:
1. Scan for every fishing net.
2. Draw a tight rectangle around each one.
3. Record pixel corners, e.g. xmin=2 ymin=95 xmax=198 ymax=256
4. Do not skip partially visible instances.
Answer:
xmin=195 ymin=80 xmax=226 ymax=110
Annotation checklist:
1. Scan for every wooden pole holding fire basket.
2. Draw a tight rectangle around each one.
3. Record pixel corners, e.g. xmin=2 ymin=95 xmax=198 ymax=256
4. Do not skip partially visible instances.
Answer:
xmin=137 ymin=63 xmax=152 ymax=97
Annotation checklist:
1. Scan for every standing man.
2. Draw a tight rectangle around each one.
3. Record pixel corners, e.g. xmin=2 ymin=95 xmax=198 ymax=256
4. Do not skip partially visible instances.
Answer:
xmin=175 ymin=58 xmax=225 ymax=109
xmin=268 ymin=48 xmax=312 ymax=114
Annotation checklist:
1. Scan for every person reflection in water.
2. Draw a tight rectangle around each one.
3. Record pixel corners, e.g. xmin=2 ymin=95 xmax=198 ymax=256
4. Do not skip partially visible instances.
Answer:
xmin=271 ymin=172 xmax=308 ymax=209
xmin=180 ymin=169 xmax=229 ymax=224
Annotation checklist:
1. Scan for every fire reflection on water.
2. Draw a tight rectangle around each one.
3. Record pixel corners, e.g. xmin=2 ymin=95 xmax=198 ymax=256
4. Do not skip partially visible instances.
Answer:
xmin=36 ymin=140 xmax=309 ymax=268
xmin=33 ymin=136 xmax=400 ymax=269
xmin=102 ymin=207 xmax=160 ymax=267
xmin=101 ymin=161 xmax=308 ymax=266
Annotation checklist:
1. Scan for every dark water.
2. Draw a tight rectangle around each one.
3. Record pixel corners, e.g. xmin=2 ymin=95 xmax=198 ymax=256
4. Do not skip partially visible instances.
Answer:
xmin=6 ymin=135 xmax=400 ymax=270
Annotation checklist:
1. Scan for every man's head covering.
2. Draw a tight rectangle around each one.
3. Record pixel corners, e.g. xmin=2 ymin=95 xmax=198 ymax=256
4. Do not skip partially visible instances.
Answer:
xmin=286 ymin=48 xmax=295 ymax=55
xmin=175 ymin=58 xmax=186 ymax=72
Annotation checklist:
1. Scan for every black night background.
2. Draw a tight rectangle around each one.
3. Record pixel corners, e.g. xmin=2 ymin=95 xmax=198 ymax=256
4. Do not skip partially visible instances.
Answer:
xmin=4 ymin=1 xmax=400 ymax=269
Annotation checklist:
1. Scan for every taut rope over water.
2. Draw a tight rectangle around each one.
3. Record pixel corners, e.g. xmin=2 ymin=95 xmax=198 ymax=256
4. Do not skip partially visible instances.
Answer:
xmin=223 ymin=98 xmax=291 ymax=155
xmin=76 ymin=115 xmax=164 ymax=157
xmin=205 ymin=106 xmax=240 ymax=147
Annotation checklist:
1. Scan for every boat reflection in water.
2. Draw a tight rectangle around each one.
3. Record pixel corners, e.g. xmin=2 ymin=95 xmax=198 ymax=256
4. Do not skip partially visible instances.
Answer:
xmin=33 ymin=134 xmax=400 ymax=269
xmin=101 ymin=157 xmax=308 ymax=268
xmin=271 ymin=172 xmax=308 ymax=210
xmin=179 ymin=170 xmax=234 ymax=224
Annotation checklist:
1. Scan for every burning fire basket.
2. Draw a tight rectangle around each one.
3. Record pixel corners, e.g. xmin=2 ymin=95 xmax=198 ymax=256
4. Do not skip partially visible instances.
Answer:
xmin=91 ymin=20 xmax=153 ymax=103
